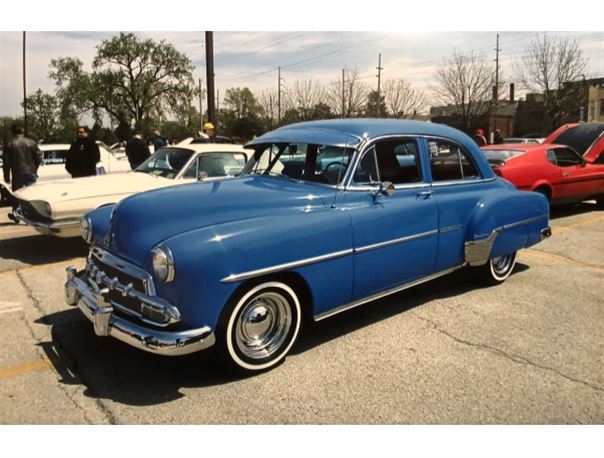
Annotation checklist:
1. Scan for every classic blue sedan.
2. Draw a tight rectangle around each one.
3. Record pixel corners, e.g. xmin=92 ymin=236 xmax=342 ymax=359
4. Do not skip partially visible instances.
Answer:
xmin=65 ymin=119 xmax=551 ymax=372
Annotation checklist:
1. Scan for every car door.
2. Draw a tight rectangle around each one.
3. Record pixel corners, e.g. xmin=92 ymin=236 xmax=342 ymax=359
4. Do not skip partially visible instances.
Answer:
xmin=550 ymin=146 xmax=599 ymax=199
xmin=346 ymin=137 xmax=439 ymax=300
xmin=425 ymin=136 xmax=488 ymax=272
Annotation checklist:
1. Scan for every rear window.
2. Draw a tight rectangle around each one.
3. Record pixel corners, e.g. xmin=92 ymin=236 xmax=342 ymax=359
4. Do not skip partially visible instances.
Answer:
xmin=550 ymin=123 xmax=604 ymax=155
xmin=481 ymin=149 xmax=526 ymax=165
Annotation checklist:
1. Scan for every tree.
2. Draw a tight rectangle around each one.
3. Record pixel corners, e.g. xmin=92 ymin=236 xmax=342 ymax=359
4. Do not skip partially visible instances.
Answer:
xmin=22 ymin=89 xmax=79 ymax=142
xmin=325 ymin=69 xmax=369 ymax=117
xmin=382 ymin=78 xmax=426 ymax=118
xmin=365 ymin=90 xmax=387 ymax=117
xmin=515 ymin=34 xmax=588 ymax=131
xmin=257 ymin=89 xmax=279 ymax=130
xmin=50 ymin=33 xmax=196 ymax=129
xmin=287 ymin=79 xmax=326 ymax=120
xmin=435 ymin=51 xmax=494 ymax=130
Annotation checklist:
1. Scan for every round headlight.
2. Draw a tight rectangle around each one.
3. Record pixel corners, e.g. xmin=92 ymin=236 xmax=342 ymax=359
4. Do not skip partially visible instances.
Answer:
xmin=152 ymin=246 xmax=175 ymax=283
xmin=80 ymin=216 xmax=92 ymax=243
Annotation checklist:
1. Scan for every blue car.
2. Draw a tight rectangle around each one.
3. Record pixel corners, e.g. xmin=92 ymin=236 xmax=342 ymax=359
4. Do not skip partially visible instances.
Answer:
xmin=65 ymin=119 xmax=551 ymax=372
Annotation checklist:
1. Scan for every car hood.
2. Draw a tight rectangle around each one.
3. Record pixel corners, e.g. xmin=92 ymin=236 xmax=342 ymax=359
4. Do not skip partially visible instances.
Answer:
xmin=14 ymin=172 xmax=171 ymax=206
xmin=104 ymin=175 xmax=334 ymax=265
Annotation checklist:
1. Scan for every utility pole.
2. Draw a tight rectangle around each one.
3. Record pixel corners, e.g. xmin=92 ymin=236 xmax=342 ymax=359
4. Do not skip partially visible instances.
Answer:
xmin=205 ymin=32 xmax=216 ymax=127
xmin=493 ymin=33 xmax=500 ymax=142
xmin=376 ymin=53 xmax=383 ymax=117
xmin=22 ymin=31 xmax=27 ymax=134
xmin=216 ymin=89 xmax=220 ymax=129
xmin=198 ymin=78 xmax=203 ymax=132
xmin=277 ymin=66 xmax=283 ymax=125
xmin=342 ymin=69 xmax=346 ymax=117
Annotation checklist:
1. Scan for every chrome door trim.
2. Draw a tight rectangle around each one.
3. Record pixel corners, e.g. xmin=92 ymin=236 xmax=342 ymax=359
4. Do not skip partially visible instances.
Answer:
xmin=221 ymin=248 xmax=354 ymax=283
xmin=314 ymin=264 xmax=465 ymax=321
xmin=355 ymin=229 xmax=438 ymax=254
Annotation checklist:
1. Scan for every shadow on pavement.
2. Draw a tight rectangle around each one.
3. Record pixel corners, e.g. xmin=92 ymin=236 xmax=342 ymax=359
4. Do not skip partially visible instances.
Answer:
xmin=36 ymin=264 xmax=529 ymax=408
xmin=550 ymin=201 xmax=601 ymax=220
xmin=0 ymin=234 xmax=88 ymax=265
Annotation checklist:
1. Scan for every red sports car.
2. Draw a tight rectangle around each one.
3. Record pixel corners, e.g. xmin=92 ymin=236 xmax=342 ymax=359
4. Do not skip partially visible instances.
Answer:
xmin=482 ymin=122 xmax=604 ymax=206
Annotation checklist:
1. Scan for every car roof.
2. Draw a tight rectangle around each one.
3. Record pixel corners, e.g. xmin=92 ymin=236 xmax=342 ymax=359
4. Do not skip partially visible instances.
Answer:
xmin=246 ymin=118 xmax=471 ymax=148
xmin=167 ymin=143 xmax=250 ymax=154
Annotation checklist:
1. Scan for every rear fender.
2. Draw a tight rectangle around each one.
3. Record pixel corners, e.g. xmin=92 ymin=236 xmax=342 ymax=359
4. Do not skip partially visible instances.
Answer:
xmin=464 ymin=191 xmax=549 ymax=266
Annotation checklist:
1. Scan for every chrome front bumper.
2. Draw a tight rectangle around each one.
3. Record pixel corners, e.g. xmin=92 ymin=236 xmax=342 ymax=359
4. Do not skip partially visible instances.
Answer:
xmin=64 ymin=266 xmax=215 ymax=356
xmin=13 ymin=207 xmax=80 ymax=237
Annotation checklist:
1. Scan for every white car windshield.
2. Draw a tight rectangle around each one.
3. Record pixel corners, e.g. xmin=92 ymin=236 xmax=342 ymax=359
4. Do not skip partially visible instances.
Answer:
xmin=242 ymin=143 xmax=356 ymax=186
xmin=135 ymin=148 xmax=195 ymax=178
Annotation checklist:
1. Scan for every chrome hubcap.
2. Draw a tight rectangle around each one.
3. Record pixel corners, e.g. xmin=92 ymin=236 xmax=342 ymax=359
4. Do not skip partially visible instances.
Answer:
xmin=235 ymin=292 xmax=292 ymax=360
xmin=491 ymin=254 xmax=514 ymax=276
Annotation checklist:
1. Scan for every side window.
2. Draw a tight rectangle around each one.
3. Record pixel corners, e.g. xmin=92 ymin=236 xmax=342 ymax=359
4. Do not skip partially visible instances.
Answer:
xmin=546 ymin=149 xmax=557 ymax=165
xmin=428 ymin=139 xmax=479 ymax=181
xmin=353 ymin=139 xmax=422 ymax=185
xmin=353 ymin=147 xmax=379 ymax=184
xmin=553 ymin=147 xmax=583 ymax=167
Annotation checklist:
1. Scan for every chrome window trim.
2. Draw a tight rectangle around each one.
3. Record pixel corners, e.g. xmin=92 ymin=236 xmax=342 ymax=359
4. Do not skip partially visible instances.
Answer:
xmin=345 ymin=182 xmax=431 ymax=192
xmin=423 ymin=134 xmax=485 ymax=182
xmin=430 ymin=176 xmax=497 ymax=187
xmin=315 ymin=264 xmax=465 ymax=321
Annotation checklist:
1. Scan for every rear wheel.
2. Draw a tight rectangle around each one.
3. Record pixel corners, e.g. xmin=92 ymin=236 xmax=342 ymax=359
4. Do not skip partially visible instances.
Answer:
xmin=218 ymin=281 xmax=301 ymax=373
xmin=478 ymin=252 xmax=517 ymax=285
xmin=534 ymin=186 xmax=552 ymax=203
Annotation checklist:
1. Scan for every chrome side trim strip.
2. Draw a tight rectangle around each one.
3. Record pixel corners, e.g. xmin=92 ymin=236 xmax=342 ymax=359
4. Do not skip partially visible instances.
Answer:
xmin=314 ymin=264 xmax=465 ymax=321
xmin=502 ymin=214 xmax=548 ymax=231
xmin=221 ymin=248 xmax=354 ymax=283
xmin=439 ymin=225 xmax=462 ymax=234
xmin=355 ymin=230 xmax=438 ymax=254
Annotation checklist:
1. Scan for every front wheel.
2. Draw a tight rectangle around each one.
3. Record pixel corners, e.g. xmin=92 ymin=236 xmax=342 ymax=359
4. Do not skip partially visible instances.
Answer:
xmin=477 ymin=252 xmax=517 ymax=285
xmin=218 ymin=281 xmax=302 ymax=373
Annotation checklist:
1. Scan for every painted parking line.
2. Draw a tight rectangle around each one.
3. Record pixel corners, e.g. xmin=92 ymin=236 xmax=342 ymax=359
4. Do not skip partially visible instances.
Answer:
xmin=520 ymin=250 xmax=604 ymax=270
xmin=0 ymin=358 xmax=52 ymax=380
xmin=553 ymin=214 xmax=604 ymax=234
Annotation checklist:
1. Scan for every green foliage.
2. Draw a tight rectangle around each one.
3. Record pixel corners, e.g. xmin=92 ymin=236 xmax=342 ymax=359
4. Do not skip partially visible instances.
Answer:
xmin=365 ymin=90 xmax=387 ymax=117
xmin=21 ymin=89 xmax=79 ymax=142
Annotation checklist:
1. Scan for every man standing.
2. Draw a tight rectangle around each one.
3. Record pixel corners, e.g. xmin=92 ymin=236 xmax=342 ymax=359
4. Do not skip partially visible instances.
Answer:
xmin=2 ymin=124 xmax=42 ymax=221
xmin=202 ymin=122 xmax=215 ymax=141
xmin=65 ymin=126 xmax=100 ymax=178
xmin=126 ymin=129 xmax=151 ymax=170
xmin=3 ymin=124 xmax=42 ymax=192
xmin=473 ymin=128 xmax=488 ymax=147
xmin=152 ymin=129 xmax=167 ymax=152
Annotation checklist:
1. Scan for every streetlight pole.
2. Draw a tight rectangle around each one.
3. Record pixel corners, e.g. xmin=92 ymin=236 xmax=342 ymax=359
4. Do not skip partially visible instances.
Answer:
xmin=23 ymin=31 xmax=28 ymax=134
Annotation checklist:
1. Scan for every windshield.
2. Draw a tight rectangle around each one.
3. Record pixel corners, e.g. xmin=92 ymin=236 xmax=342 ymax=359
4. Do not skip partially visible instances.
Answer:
xmin=135 ymin=148 xmax=194 ymax=178
xmin=481 ymin=148 xmax=526 ymax=164
xmin=241 ymin=143 xmax=356 ymax=186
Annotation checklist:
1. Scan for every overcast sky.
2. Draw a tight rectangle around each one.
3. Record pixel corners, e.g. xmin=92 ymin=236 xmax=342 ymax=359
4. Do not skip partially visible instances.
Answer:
xmin=1 ymin=2 xmax=603 ymax=119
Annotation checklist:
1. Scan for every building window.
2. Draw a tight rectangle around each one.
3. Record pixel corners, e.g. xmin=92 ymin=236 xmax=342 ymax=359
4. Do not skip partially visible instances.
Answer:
xmin=599 ymin=98 xmax=604 ymax=117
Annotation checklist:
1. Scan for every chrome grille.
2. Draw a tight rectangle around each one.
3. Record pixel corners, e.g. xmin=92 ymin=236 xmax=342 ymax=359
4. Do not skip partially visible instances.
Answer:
xmin=84 ymin=247 xmax=180 ymax=327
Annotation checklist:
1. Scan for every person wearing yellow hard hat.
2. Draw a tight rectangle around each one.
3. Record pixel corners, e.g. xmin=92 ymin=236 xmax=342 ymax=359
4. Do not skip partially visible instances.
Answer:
xmin=202 ymin=122 xmax=215 ymax=140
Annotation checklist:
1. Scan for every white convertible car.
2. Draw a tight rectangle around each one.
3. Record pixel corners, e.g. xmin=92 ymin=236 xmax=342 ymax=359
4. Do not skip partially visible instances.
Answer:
xmin=11 ymin=143 xmax=250 ymax=237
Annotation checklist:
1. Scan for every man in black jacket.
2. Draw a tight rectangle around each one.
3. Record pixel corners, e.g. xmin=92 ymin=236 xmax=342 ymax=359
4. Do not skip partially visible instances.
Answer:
xmin=3 ymin=124 xmax=42 ymax=192
xmin=126 ymin=129 xmax=151 ymax=169
xmin=65 ymin=126 xmax=100 ymax=178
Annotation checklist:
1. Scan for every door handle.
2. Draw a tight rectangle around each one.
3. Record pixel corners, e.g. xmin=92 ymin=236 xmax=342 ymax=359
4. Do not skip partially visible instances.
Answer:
xmin=417 ymin=190 xmax=433 ymax=199
xmin=562 ymin=173 xmax=569 ymax=177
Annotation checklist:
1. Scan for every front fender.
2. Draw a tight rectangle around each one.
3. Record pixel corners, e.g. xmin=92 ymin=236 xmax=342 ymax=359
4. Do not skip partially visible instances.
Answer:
xmin=86 ymin=204 xmax=116 ymax=245
xmin=464 ymin=190 xmax=549 ymax=265
xmin=151 ymin=208 xmax=353 ymax=330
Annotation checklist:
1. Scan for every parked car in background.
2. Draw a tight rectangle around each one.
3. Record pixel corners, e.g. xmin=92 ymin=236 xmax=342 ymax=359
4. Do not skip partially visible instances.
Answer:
xmin=1 ymin=141 xmax=130 ymax=208
xmin=502 ymin=137 xmax=544 ymax=144
xmin=65 ymin=119 xmax=551 ymax=373
xmin=11 ymin=143 xmax=249 ymax=237
xmin=543 ymin=122 xmax=604 ymax=163
xmin=482 ymin=122 xmax=604 ymax=205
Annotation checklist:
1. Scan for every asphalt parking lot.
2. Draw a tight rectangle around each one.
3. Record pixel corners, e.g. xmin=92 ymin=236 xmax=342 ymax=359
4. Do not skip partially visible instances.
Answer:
xmin=0 ymin=203 xmax=602 ymax=425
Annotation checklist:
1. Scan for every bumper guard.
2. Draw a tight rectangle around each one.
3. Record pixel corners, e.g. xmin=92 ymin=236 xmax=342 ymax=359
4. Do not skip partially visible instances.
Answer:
xmin=64 ymin=266 xmax=215 ymax=356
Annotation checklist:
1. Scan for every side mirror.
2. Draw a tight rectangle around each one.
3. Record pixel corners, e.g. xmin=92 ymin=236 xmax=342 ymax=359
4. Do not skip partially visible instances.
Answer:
xmin=372 ymin=181 xmax=395 ymax=197
xmin=197 ymin=171 xmax=208 ymax=181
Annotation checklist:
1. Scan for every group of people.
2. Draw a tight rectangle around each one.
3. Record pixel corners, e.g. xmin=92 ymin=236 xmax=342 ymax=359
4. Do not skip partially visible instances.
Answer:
xmin=473 ymin=128 xmax=503 ymax=146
